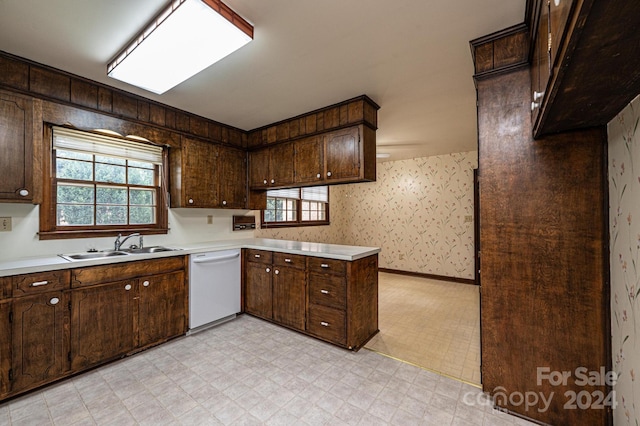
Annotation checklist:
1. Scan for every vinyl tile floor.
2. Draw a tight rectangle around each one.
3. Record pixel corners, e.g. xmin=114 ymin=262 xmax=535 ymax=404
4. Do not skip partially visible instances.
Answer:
xmin=366 ymin=273 xmax=481 ymax=385
xmin=0 ymin=315 xmax=536 ymax=426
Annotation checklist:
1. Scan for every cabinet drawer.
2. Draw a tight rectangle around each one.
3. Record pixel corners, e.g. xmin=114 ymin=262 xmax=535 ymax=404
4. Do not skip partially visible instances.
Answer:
xmin=71 ymin=257 xmax=185 ymax=287
xmin=307 ymin=304 xmax=346 ymax=345
xmin=12 ymin=270 xmax=71 ymax=297
xmin=309 ymin=273 xmax=346 ymax=309
xmin=273 ymin=252 xmax=306 ymax=270
xmin=245 ymin=249 xmax=272 ymax=264
xmin=307 ymin=257 xmax=346 ymax=276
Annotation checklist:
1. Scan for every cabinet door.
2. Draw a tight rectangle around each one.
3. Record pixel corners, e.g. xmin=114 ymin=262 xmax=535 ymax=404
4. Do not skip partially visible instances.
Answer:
xmin=138 ymin=271 xmax=186 ymax=348
xmin=182 ymin=137 xmax=218 ymax=207
xmin=70 ymin=281 xmax=136 ymax=372
xmin=550 ymin=0 xmax=574 ymax=70
xmin=0 ymin=301 xmax=11 ymax=398
xmin=245 ymin=262 xmax=272 ymax=320
xmin=324 ymin=127 xmax=361 ymax=181
xmin=11 ymin=292 xmax=68 ymax=393
xmin=249 ymin=149 xmax=270 ymax=189
xmin=270 ymin=143 xmax=295 ymax=187
xmin=272 ymin=266 xmax=306 ymax=331
xmin=294 ymin=136 xmax=324 ymax=184
xmin=0 ymin=91 xmax=33 ymax=202
xmin=218 ymin=146 xmax=247 ymax=208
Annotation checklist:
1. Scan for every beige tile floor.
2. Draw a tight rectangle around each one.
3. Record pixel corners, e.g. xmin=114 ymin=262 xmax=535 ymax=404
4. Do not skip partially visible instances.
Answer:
xmin=0 ymin=315 xmax=536 ymax=426
xmin=366 ymin=272 xmax=481 ymax=385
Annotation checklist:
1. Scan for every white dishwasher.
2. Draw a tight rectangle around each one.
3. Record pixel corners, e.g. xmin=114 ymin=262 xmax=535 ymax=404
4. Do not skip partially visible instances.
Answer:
xmin=188 ymin=249 xmax=241 ymax=333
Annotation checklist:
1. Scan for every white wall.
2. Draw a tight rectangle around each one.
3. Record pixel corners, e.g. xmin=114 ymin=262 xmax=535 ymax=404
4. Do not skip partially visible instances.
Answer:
xmin=0 ymin=203 xmax=254 ymax=261
xmin=609 ymin=93 xmax=640 ymax=426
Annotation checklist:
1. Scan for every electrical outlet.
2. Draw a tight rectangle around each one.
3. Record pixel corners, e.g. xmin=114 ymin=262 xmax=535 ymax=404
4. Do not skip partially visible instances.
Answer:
xmin=0 ymin=217 xmax=11 ymax=231
xmin=207 ymin=215 xmax=213 ymax=225
xmin=464 ymin=215 xmax=473 ymax=223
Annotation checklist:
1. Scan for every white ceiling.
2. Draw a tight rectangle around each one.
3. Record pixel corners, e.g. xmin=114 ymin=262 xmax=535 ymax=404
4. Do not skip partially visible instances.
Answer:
xmin=0 ymin=0 xmax=525 ymax=161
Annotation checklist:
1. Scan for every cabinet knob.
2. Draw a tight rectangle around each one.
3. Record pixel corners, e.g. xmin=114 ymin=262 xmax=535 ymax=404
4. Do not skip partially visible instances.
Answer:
xmin=326 ymin=171 xmax=332 ymax=177
xmin=275 ymin=269 xmax=279 ymax=275
xmin=320 ymin=321 xmax=329 ymax=327
xmin=188 ymin=198 xmax=194 ymax=204
xmin=284 ymin=258 xmax=292 ymax=263
xmin=254 ymin=254 xmax=261 ymax=258
xmin=49 ymin=297 xmax=60 ymax=305
xmin=143 ymin=280 xmax=150 ymax=287
xmin=320 ymin=263 xmax=329 ymax=268
xmin=270 ymin=179 xmax=275 ymax=184
xmin=125 ymin=284 xmax=132 ymax=291
xmin=320 ymin=289 xmax=329 ymax=294
xmin=30 ymin=280 xmax=49 ymax=287
xmin=531 ymin=101 xmax=540 ymax=111
xmin=222 ymin=200 xmax=227 ymax=206
xmin=263 ymin=179 xmax=268 ymax=185
xmin=554 ymin=0 xmax=560 ymax=5
xmin=18 ymin=189 xmax=29 ymax=197
xmin=316 ymin=173 xmax=321 ymax=179
xmin=266 ymin=267 xmax=271 ymax=273
xmin=533 ymin=91 xmax=544 ymax=101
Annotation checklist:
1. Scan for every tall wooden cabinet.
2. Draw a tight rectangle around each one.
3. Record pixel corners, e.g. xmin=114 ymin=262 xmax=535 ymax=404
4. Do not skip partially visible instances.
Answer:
xmin=0 ymin=90 xmax=33 ymax=202
xmin=272 ymin=253 xmax=306 ymax=331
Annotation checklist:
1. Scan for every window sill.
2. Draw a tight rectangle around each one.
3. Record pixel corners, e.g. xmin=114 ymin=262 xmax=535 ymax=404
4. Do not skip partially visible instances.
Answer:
xmin=38 ymin=227 xmax=169 ymax=240
xmin=260 ymin=221 xmax=330 ymax=229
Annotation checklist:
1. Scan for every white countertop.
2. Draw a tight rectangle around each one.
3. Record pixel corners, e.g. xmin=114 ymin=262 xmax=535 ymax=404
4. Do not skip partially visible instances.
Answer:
xmin=0 ymin=238 xmax=380 ymax=277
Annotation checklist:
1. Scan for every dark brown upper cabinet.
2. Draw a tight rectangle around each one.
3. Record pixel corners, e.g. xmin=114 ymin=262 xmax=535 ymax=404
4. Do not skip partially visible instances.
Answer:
xmin=170 ymin=137 xmax=247 ymax=208
xmin=248 ymin=142 xmax=295 ymax=190
xmin=294 ymin=136 xmax=324 ymax=185
xmin=0 ymin=90 xmax=34 ymax=202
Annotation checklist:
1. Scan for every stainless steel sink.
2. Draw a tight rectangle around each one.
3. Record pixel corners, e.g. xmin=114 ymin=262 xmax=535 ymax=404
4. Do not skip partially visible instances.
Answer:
xmin=121 ymin=246 xmax=181 ymax=254
xmin=59 ymin=250 xmax=130 ymax=261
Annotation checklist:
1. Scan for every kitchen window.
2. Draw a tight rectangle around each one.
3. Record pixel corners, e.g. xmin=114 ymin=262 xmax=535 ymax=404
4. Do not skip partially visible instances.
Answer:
xmin=39 ymin=126 xmax=169 ymax=239
xmin=262 ymin=186 xmax=329 ymax=228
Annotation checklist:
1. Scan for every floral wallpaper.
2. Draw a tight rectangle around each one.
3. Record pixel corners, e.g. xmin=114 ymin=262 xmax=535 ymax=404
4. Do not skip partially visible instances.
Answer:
xmin=255 ymin=151 xmax=477 ymax=280
xmin=609 ymin=94 xmax=640 ymax=426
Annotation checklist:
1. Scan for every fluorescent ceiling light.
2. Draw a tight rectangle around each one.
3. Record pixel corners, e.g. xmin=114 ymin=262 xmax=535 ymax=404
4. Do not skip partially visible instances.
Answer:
xmin=107 ymin=0 xmax=253 ymax=94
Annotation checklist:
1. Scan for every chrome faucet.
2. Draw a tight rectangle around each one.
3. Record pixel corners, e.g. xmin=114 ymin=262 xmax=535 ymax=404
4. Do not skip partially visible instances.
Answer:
xmin=114 ymin=233 xmax=141 ymax=251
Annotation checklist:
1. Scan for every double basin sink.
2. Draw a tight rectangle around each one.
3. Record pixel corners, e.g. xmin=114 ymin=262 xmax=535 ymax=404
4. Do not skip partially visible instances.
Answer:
xmin=60 ymin=246 xmax=180 ymax=262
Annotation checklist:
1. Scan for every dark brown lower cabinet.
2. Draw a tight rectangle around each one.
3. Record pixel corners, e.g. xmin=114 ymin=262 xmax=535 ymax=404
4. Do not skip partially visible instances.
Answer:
xmin=138 ymin=271 xmax=186 ymax=348
xmin=272 ymin=263 xmax=306 ymax=331
xmin=243 ymin=250 xmax=378 ymax=350
xmin=244 ymin=261 xmax=273 ymax=320
xmin=71 ymin=281 xmax=136 ymax=371
xmin=0 ymin=301 xmax=9 ymax=399
xmin=11 ymin=291 xmax=68 ymax=393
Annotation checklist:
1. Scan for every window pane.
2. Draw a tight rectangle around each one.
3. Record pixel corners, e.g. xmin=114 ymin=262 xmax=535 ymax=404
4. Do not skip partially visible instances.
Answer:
xmin=56 ymin=149 xmax=92 ymax=161
xmin=129 ymin=160 xmax=154 ymax=169
xmin=56 ymin=158 xmax=93 ymax=181
xmin=319 ymin=210 xmax=326 ymax=220
xmin=310 ymin=211 xmax=318 ymax=221
xmin=266 ymin=198 xmax=275 ymax=209
xmin=128 ymin=167 xmax=154 ymax=186
xmin=57 ymin=184 xmax=94 ymax=204
xmin=95 ymin=163 xmax=126 ymax=183
xmin=275 ymin=210 xmax=284 ymax=222
xmin=275 ymin=199 xmax=284 ymax=210
xmin=96 ymin=206 xmax=127 ymax=225
xmin=264 ymin=210 xmax=275 ymax=222
xmin=302 ymin=211 xmax=309 ymax=221
xmin=96 ymin=187 xmax=127 ymax=205
xmin=130 ymin=207 xmax=155 ymax=224
xmin=130 ymin=188 xmax=155 ymax=206
xmin=95 ymin=155 xmax=126 ymax=165
xmin=57 ymin=204 xmax=94 ymax=226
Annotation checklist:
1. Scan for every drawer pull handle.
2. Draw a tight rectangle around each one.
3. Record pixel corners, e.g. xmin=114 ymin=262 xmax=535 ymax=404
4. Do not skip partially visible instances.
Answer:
xmin=320 ymin=289 xmax=330 ymax=294
xmin=49 ymin=297 xmax=60 ymax=305
xmin=30 ymin=280 xmax=49 ymax=287
xmin=143 ymin=280 xmax=150 ymax=287
xmin=284 ymin=258 xmax=292 ymax=263
xmin=320 ymin=321 xmax=329 ymax=327
xmin=320 ymin=264 xmax=329 ymax=268
xmin=254 ymin=254 xmax=261 ymax=258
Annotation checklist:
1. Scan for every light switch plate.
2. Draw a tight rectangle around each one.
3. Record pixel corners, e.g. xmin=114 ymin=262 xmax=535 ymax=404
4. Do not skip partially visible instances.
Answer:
xmin=464 ymin=215 xmax=473 ymax=223
xmin=0 ymin=217 xmax=11 ymax=231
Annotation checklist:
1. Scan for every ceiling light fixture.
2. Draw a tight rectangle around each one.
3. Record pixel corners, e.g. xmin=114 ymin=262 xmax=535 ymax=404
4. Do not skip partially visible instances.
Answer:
xmin=107 ymin=0 xmax=253 ymax=94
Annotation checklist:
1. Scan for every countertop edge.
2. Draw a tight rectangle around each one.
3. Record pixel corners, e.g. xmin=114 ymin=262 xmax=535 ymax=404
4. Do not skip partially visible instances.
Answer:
xmin=0 ymin=239 xmax=381 ymax=277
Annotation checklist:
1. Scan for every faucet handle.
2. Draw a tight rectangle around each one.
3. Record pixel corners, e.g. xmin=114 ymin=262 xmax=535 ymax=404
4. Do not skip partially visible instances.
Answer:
xmin=139 ymin=235 xmax=144 ymax=249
